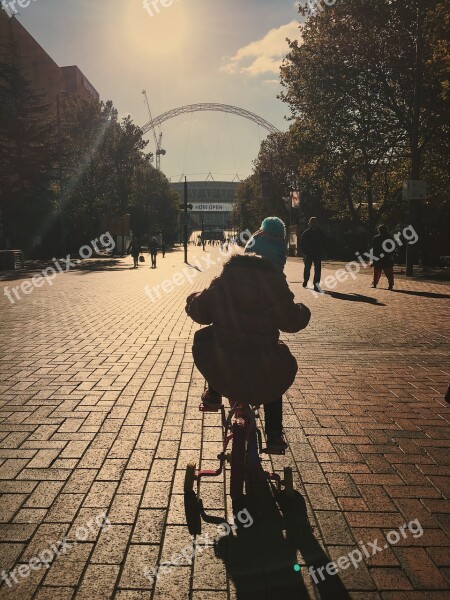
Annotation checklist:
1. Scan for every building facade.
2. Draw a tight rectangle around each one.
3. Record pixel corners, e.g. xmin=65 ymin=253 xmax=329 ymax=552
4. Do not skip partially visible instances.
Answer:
xmin=0 ymin=11 xmax=99 ymax=105
xmin=170 ymin=181 xmax=238 ymax=238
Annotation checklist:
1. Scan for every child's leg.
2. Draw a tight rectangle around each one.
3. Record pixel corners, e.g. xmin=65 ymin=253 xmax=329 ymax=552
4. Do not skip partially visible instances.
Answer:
xmin=264 ymin=398 xmax=287 ymax=451
xmin=263 ymin=398 xmax=283 ymax=435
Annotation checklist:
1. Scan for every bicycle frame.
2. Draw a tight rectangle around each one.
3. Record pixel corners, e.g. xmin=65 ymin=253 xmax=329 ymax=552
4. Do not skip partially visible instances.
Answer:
xmin=197 ymin=401 xmax=281 ymax=499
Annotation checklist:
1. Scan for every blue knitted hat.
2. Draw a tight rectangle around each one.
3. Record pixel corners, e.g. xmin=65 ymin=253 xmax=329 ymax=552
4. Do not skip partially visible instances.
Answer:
xmin=261 ymin=217 xmax=286 ymax=238
xmin=245 ymin=217 xmax=287 ymax=268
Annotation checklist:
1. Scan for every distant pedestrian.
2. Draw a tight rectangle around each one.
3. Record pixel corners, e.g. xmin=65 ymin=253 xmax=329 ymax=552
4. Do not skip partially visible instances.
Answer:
xmin=301 ymin=217 xmax=326 ymax=292
xmin=371 ymin=225 xmax=395 ymax=290
xmin=127 ymin=236 xmax=141 ymax=269
xmin=161 ymin=241 xmax=166 ymax=258
xmin=149 ymin=237 xmax=159 ymax=269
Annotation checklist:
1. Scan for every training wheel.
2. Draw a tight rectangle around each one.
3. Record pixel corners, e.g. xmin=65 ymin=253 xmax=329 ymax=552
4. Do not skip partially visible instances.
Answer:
xmin=284 ymin=466 xmax=294 ymax=498
xmin=184 ymin=462 xmax=197 ymax=493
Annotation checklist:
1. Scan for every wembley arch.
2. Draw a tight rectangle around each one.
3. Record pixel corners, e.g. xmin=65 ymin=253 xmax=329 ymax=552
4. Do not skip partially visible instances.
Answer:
xmin=141 ymin=103 xmax=280 ymax=135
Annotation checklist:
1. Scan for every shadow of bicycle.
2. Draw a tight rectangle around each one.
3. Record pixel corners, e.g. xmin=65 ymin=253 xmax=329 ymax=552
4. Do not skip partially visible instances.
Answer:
xmin=214 ymin=479 xmax=351 ymax=600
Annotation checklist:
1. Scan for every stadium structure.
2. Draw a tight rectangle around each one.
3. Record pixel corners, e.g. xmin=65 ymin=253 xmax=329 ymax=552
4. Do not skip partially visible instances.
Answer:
xmin=170 ymin=181 xmax=239 ymax=241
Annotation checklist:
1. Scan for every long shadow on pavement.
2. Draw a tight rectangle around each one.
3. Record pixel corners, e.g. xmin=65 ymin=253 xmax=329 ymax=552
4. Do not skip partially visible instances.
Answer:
xmin=215 ymin=479 xmax=350 ymax=600
xmin=324 ymin=291 xmax=385 ymax=306
xmin=391 ymin=289 xmax=450 ymax=299
xmin=0 ymin=259 xmax=130 ymax=281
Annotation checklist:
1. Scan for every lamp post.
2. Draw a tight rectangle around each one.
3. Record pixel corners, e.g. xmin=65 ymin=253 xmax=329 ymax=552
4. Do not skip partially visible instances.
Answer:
xmin=178 ymin=178 xmax=192 ymax=261
xmin=56 ymin=90 xmax=70 ymax=256
xmin=184 ymin=177 xmax=188 ymax=263
xmin=406 ymin=1 xmax=424 ymax=276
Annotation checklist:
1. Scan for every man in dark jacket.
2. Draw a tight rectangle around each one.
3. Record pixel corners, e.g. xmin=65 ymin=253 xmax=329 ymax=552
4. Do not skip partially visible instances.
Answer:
xmin=300 ymin=217 xmax=326 ymax=291
xmin=372 ymin=225 xmax=395 ymax=290
xmin=185 ymin=253 xmax=311 ymax=452
xmin=148 ymin=238 xmax=159 ymax=269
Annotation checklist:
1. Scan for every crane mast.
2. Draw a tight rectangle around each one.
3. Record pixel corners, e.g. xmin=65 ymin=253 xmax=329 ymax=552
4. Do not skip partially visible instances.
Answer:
xmin=142 ymin=90 xmax=166 ymax=170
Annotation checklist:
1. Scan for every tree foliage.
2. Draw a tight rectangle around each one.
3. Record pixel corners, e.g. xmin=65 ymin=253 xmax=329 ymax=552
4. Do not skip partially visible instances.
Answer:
xmin=281 ymin=0 xmax=449 ymax=238
xmin=0 ymin=37 xmax=179 ymax=256
xmin=236 ymin=0 xmax=449 ymax=260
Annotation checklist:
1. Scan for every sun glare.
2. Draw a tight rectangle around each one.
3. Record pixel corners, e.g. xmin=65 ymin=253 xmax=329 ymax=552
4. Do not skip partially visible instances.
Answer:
xmin=122 ymin=1 xmax=193 ymax=60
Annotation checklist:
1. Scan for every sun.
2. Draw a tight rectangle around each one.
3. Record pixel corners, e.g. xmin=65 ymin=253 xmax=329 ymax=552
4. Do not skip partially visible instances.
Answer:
xmin=122 ymin=0 xmax=193 ymax=59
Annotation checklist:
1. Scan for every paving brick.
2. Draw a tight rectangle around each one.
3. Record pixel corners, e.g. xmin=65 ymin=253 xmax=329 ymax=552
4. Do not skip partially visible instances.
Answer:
xmin=371 ymin=567 xmax=414 ymax=590
xmin=43 ymin=542 xmax=93 ymax=586
xmin=34 ymin=587 xmax=74 ymax=600
xmin=13 ymin=508 xmax=48 ymax=524
xmin=117 ymin=470 xmax=147 ymax=495
xmin=107 ymin=494 xmax=141 ymax=524
xmin=44 ymin=494 xmax=85 ymax=523
xmin=0 ymin=494 xmax=28 ymax=522
xmin=394 ymin=547 xmax=449 ymax=589
xmin=76 ymin=564 xmax=120 ymax=599
xmin=119 ymin=544 xmax=159 ymax=589
xmin=0 ymin=542 xmax=25 ymax=572
xmin=90 ymin=524 xmax=132 ymax=564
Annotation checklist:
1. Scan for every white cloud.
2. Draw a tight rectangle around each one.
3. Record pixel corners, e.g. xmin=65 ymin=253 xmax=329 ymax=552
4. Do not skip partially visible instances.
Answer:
xmin=221 ymin=21 xmax=300 ymax=77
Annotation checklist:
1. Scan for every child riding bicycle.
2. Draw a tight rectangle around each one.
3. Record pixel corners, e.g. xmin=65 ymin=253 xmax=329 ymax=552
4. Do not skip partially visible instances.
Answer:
xmin=185 ymin=217 xmax=311 ymax=453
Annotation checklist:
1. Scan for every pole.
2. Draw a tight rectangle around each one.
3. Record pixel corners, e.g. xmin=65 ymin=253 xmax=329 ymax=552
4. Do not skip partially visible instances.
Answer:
xmin=121 ymin=214 xmax=124 ymax=256
xmin=201 ymin=217 xmax=205 ymax=251
xmin=406 ymin=1 xmax=423 ymax=276
xmin=56 ymin=92 xmax=66 ymax=256
xmin=184 ymin=176 xmax=188 ymax=263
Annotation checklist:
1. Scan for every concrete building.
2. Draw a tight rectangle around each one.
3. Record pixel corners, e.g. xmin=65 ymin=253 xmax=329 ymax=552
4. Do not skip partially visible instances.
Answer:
xmin=61 ymin=66 xmax=100 ymax=103
xmin=0 ymin=11 xmax=99 ymax=105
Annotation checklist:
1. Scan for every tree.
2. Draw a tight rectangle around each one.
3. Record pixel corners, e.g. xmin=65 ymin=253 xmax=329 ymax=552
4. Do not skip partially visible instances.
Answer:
xmin=280 ymin=0 xmax=449 ymax=250
xmin=59 ymin=97 xmax=150 ymax=252
xmin=233 ymin=131 xmax=299 ymax=233
xmin=129 ymin=162 xmax=179 ymax=244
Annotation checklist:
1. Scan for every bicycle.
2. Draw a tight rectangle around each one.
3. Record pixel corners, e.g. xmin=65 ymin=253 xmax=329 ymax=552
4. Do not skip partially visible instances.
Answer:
xmin=184 ymin=397 xmax=294 ymax=534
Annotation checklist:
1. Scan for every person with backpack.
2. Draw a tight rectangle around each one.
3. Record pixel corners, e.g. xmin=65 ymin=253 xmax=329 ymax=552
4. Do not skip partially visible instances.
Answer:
xmin=127 ymin=236 xmax=141 ymax=269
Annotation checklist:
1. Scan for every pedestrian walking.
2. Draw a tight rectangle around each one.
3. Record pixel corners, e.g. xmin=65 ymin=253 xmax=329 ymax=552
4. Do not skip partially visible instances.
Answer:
xmin=371 ymin=225 xmax=395 ymax=290
xmin=149 ymin=237 xmax=159 ymax=269
xmin=161 ymin=241 xmax=166 ymax=258
xmin=126 ymin=236 xmax=141 ymax=269
xmin=301 ymin=217 xmax=326 ymax=292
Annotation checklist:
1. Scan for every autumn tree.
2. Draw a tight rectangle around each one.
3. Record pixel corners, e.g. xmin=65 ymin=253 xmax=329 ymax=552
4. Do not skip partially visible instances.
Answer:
xmin=281 ymin=0 xmax=449 ymax=250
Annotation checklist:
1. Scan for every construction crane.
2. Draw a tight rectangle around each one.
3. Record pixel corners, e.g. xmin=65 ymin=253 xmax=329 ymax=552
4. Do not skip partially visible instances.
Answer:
xmin=142 ymin=90 xmax=166 ymax=170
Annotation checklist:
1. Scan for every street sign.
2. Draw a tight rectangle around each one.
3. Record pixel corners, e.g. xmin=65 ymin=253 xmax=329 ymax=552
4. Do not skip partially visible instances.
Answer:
xmin=403 ymin=180 xmax=427 ymax=200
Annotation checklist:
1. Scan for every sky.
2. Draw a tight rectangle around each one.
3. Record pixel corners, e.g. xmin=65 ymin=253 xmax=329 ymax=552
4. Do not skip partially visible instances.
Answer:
xmin=13 ymin=0 xmax=305 ymax=181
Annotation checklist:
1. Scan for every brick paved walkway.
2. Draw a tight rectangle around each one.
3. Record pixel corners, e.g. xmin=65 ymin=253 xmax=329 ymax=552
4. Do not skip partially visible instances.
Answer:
xmin=0 ymin=247 xmax=449 ymax=600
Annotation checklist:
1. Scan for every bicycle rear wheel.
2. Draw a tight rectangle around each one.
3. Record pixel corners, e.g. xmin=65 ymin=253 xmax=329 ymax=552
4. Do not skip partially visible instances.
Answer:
xmin=230 ymin=421 xmax=246 ymax=499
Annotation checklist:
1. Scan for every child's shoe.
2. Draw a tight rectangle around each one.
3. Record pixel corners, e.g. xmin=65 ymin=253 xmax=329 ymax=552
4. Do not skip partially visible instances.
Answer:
xmin=201 ymin=389 xmax=222 ymax=409
xmin=266 ymin=431 xmax=288 ymax=454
